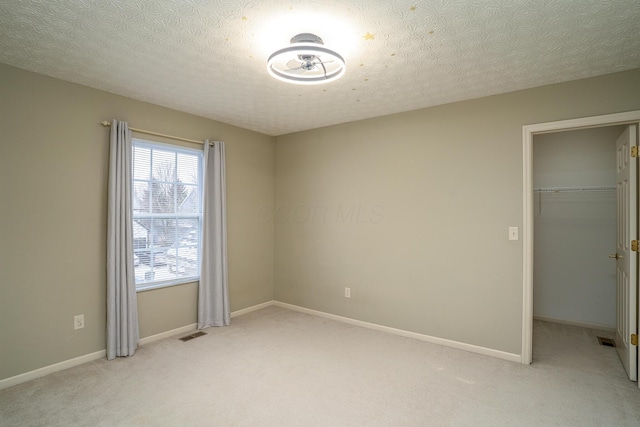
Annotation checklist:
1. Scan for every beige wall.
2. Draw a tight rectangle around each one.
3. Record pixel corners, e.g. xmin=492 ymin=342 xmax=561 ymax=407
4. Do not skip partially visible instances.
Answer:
xmin=0 ymin=64 xmax=275 ymax=380
xmin=274 ymin=69 xmax=640 ymax=355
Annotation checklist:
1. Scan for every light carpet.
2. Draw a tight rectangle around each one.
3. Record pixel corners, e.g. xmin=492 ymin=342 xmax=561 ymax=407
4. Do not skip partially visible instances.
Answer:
xmin=1 ymin=306 xmax=639 ymax=426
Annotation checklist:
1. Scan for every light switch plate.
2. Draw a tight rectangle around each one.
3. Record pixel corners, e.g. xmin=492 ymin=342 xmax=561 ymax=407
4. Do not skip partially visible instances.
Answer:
xmin=508 ymin=227 xmax=519 ymax=241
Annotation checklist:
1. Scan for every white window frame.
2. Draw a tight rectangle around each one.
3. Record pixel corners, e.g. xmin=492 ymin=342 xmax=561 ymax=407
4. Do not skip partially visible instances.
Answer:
xmin=132 ymin=138 xmax=203 ymax=292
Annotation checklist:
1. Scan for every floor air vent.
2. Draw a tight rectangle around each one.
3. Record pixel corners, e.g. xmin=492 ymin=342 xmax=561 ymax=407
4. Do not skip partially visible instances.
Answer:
xmin=179 ymin=331 xmax=207 ymax=342
xmin=597 ymin=337 xmax=616 ymax=347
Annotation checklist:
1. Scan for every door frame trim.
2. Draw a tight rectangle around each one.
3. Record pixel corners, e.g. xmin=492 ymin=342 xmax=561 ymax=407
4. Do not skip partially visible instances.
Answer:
xmin=521 ymin=110 xmax=640 ymax=365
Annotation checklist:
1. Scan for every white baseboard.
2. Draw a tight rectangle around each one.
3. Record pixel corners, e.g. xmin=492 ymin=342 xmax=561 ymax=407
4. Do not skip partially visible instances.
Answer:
xmin=0 ymin=300 xmax=275 ymax=391
xmin=139 ymin=323 xmax=199 ymax=345
xmin=0 ymin=350 xmax=106 ymax=391
xmin=141 ymin=300 xmax=275 ymax=345
xmin=231 ymin=300 xmax=274 ymax=318
xmin=1 ymin=300 xmax=520 ymax=391
xmin=533 ymin=315 xmax=616 ymax=332
xmin=274 ymin=301 xmax=521 ymax=363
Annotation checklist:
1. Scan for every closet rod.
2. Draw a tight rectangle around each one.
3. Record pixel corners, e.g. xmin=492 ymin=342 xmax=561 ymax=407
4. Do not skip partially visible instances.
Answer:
xmin=100 ymin=121 xmax=209 ymax=145
xmin=534 ymin=185 xmax=615 ymax=193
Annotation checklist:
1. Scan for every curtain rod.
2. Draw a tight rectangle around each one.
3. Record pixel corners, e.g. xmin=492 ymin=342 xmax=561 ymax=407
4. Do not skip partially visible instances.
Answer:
xmin=100 ymin=121 xmax=209 ymax=145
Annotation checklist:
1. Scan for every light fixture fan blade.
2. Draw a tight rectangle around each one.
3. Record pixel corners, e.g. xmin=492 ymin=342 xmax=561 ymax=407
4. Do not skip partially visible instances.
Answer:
xmin=281 ymin=57 xmax=335 ymax=76
xmin=284 ymin=67 xmax=310 ymax=75
xmin=286 ymin=59 xmax=302 ymax=69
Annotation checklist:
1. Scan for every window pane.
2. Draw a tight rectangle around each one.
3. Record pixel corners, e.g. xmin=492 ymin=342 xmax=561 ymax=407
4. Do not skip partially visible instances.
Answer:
xmin=178 ymin=184 xmax=198 ymax=213
xmin=151 ymin=150 xmax=176 ymax=182
xmin=133 ymin=221 xmax=149 ymax=250
xmin=167 ymin=246 xmax=199 ymax=278
xmin=133 ymin=147 xmax=151 ymax=180
xmin=177 ymin=153 xmax=198 ymax=185
xmin=151 ymin=181 xmax=176 ymax=213
xmin=133 ymin=182 xmax=150 ymax=213
xmin=177 ymin=218 xmax=199 ymax=245
xmin=151 ymin=218 xmax=177 ymax=248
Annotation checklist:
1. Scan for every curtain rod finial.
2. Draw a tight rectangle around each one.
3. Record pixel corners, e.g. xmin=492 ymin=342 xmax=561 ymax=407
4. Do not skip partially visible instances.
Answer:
xmin=100 ymin=121 xmax=111 ymax=127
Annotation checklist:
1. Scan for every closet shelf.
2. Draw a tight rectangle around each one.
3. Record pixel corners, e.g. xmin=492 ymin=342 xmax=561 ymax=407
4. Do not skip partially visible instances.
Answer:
xmin=534 ymin=186 xmax=615 ymax=215
xmin=534 ymin=185 xmax=615 ymax=193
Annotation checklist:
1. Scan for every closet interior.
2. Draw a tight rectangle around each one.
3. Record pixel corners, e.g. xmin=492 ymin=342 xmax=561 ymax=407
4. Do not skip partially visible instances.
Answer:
xmin=532 ymin=126 xmax=625 ymax=331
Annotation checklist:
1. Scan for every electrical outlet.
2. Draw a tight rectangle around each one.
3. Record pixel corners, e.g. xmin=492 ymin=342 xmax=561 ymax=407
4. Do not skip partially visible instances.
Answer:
xmin=74 ymin=314 xmax=85 ymax=330
xmin=345 ymin=287 xmax=351 ymax=298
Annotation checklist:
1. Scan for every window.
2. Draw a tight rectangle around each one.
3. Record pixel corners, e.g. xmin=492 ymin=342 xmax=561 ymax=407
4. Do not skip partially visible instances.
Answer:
xmin=132 ymin=139 xmax=203 ymax=290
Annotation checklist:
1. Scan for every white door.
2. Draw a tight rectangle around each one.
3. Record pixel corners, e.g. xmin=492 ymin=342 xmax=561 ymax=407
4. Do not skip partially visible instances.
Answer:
xmin=615 ymin=124 xmax=638 ymax=381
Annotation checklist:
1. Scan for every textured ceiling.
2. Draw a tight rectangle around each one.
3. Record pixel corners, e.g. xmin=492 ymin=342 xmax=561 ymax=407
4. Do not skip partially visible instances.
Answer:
xmin=1 ymin=0 xmax=639 ymax=136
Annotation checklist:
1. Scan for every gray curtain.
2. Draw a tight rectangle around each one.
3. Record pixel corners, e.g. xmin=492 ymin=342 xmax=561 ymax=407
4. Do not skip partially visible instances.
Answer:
xmin=106 ymin=120 xmax=139 ymax=360
xmin=198 ymin=140 xmax=230 ymax=328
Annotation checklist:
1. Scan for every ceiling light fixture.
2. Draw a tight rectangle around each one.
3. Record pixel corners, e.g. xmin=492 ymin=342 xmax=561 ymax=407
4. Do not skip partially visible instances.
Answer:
xmin=267 ymin=33 xmax=346 ymax=85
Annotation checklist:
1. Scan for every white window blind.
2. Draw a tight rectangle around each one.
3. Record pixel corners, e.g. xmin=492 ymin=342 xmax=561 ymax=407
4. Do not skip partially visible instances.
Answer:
xmin=132 ymin=139 xmax=203 ymax=290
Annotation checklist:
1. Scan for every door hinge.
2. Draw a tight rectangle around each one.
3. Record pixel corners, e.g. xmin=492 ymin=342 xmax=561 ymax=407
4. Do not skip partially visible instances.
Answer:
xmin=632 ymin=240 xmax=639 ymax=252
xmin=632 ymin=146 xmax=639 ymax=158
xmin=632 ymin=334 xmax=638 ymax=346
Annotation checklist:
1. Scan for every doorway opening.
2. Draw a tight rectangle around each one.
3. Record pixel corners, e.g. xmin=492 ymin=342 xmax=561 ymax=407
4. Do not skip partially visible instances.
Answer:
xmin=532 ymin=126 xmax=621 ymax=331
xmin=531 ymin=125 xmax=622 ymax=374
xmin=522 ymin=111 xmax=640 ymax=381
